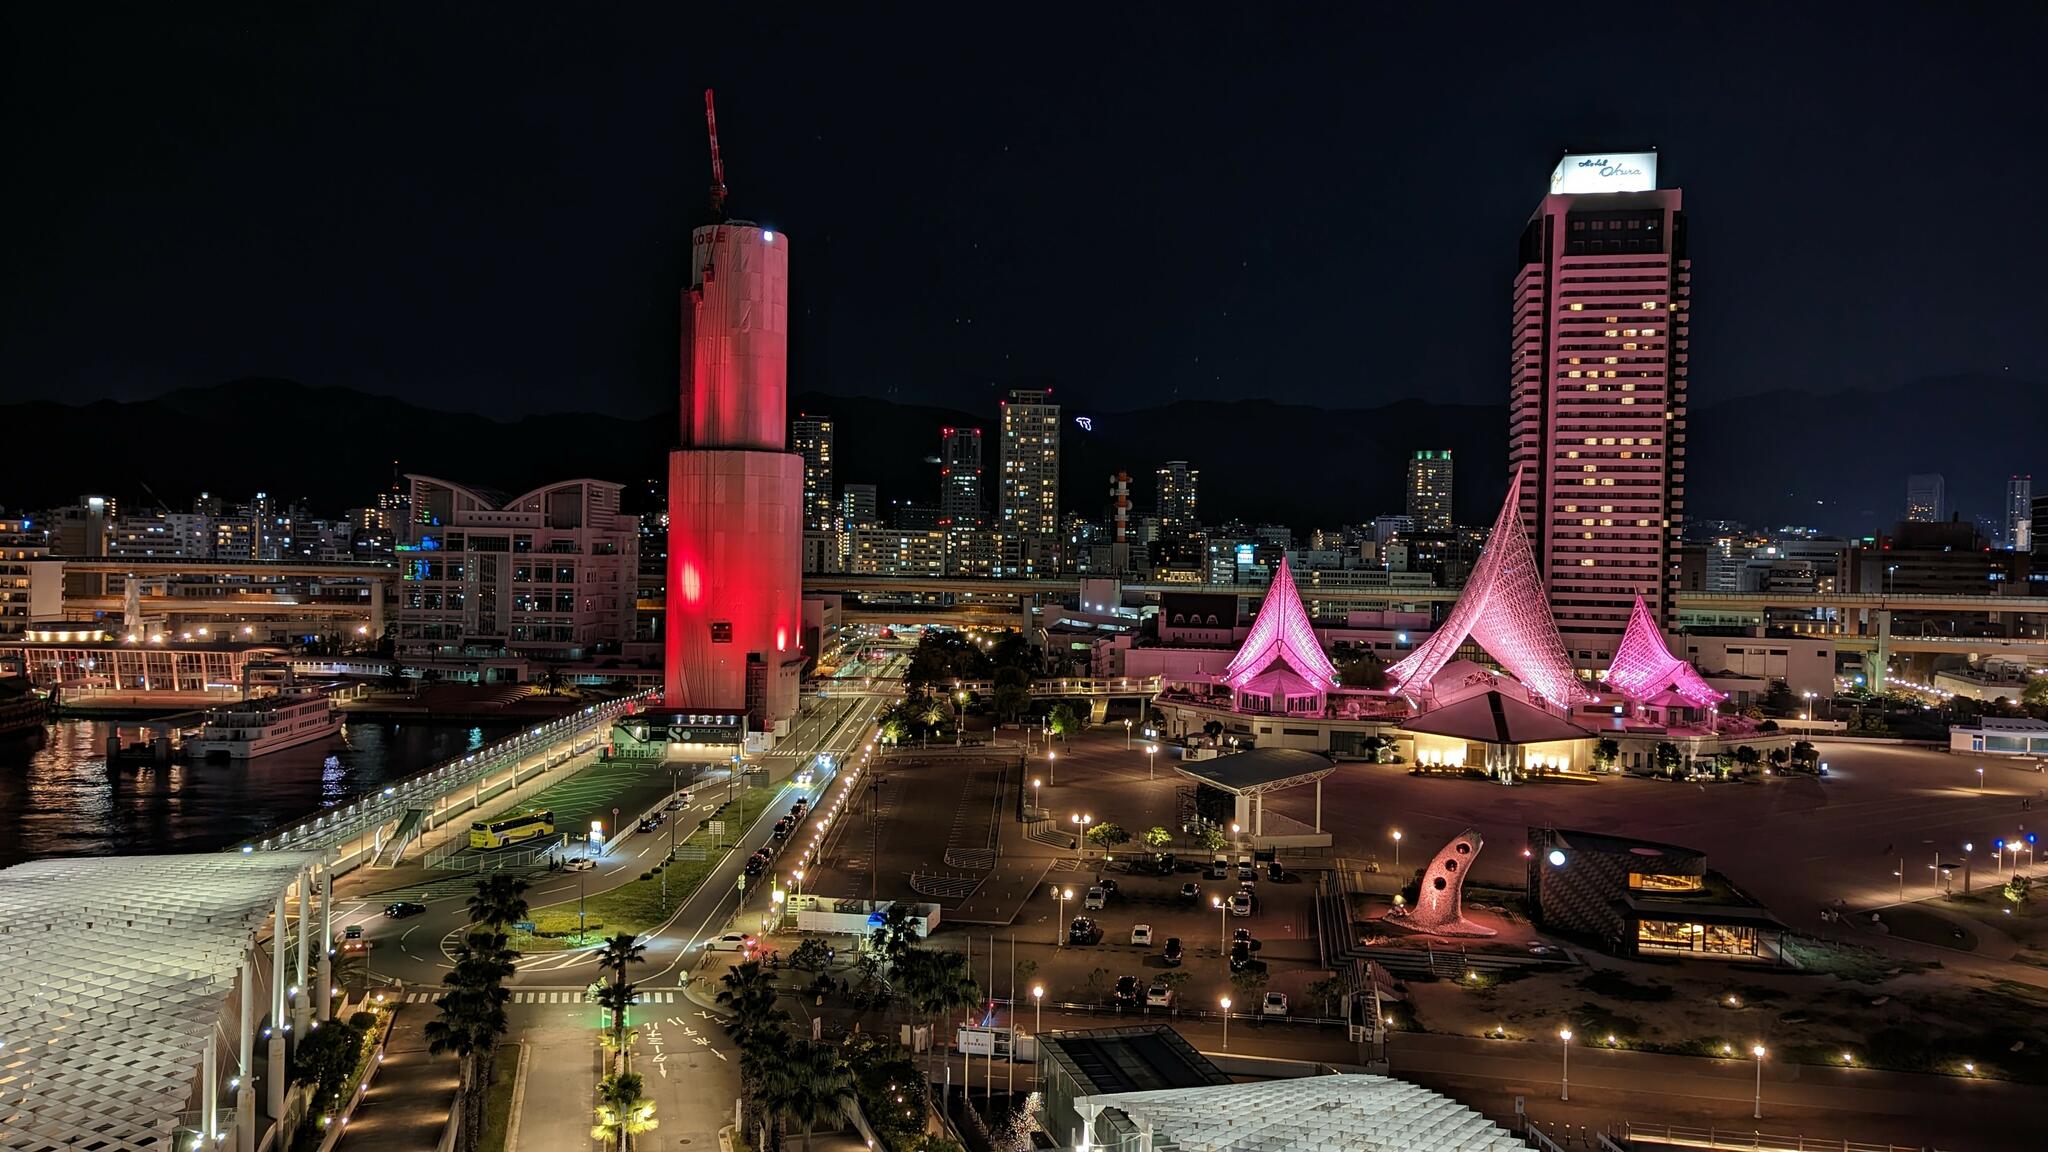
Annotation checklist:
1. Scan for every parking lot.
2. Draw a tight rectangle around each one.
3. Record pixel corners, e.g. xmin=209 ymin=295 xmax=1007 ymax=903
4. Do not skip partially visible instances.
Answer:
xmin=440 ymin=756 xmax=692 ymax=866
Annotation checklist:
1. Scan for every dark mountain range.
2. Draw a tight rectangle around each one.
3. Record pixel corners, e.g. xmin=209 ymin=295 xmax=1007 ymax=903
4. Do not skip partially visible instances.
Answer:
xmin=2 ymin=376 xmax=2037 ymax=537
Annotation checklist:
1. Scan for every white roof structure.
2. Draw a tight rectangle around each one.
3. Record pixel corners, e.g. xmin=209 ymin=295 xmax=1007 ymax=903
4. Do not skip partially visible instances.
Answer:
xmin=0 ymin=852 xmax=321 ymax=1151
xmin=1077 ymin=1073 xmax=1523 ymax=1152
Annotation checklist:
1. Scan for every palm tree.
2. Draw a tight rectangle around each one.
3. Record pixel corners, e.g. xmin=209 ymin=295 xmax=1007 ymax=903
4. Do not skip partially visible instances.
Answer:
xmin=466 ymin=874 xmax=530 ymax=937
xmin=893 ymin=948 xmax=980 ymax=1081
xmin=594 ymin=933 xmax=646 ymax=1070
xmin=767 ymin=1041 xmax=857 ymax=1151
xmin=717 ymin=960 xmax=791 ymax=1140
xmin=592 ymin=1070 xmax=658 ymax=1151
xmin=427 ymin=933 xmax=516 ymax=1151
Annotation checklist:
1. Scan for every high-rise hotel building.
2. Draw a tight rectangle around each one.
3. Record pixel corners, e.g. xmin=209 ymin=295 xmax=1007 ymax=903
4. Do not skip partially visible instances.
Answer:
xmin=790 ymin=414 xmax=836 ymax=533
xmin=1511 ymin=152 xmax=1688 ymax=668
xmin=998 ymin=388 xmax=1061 ymax=572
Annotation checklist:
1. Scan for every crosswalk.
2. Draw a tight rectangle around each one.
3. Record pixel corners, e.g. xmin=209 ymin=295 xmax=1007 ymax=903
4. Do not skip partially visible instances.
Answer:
xmin=399 ymin=989 xmax=681 ymax=1004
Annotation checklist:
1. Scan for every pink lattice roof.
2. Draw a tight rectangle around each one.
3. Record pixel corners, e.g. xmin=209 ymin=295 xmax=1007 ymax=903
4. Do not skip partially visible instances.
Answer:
xmin=1387 ymin=466 xmax=1593 ymax=708
xmin=1605 ymin=595 xmax=1727 ymax=709
xmin=1220 ymin=558 xmax=1337 ymax=693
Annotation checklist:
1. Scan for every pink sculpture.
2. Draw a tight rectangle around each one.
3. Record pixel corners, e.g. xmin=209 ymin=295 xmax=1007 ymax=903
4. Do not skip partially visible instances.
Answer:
xmin=1388 ymin=466 xmax=1592 ymax=709
xmin=1605 ymin=595 xmax=1727 ymax=709
xmin=1408 ymin=828 xmax=1495 ymax=937
xmin=1219 ymin=558 xmax=1338 ymax=692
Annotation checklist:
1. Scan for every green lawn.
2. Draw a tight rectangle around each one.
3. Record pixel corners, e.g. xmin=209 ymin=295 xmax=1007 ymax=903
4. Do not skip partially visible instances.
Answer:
xmin=522 ymin=784 xmax=785 ymax=950
xmin=475 ymin=1043 xmax=522 ymax=1152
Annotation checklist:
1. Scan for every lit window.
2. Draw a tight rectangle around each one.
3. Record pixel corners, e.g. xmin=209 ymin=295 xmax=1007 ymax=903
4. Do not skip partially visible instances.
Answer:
xmin=1569 ymin=303 xmax=1584 ymax=311
xmin=1605 ymin=371 xmax=1618 ymax=378
xmin=1567 ymin=370 xmax=1582 ymax=378
xmin=1604 ymin=329 xmax=1619 ymax=337
xmin=1621 ymin=397 xmax=1635 ymax=405
xmin=1583 ymin=478 xmax=1598 ymax=486
xmin=1564 ymin=505 xmax=1578 ymax=512
xmin=1583 ymin=532 xmax=1594 ymax=539
xmin=1642 ymin=301 xmax=1659 ymax=309
xmin=1583 ymin=437 xmax=1598 ymax=446
xmin=1582 ymin=464 xmax=1597 ymax=472
xmin=1580 ymin=518 xmax=1594 ymax=526
xmin=1566 ymin=451 xmax=1579 ymax=458
xmin=1580 ymin=558 xmax=1597 ymax=566
xmin=1601 ymin=519 xmax=1615 ymax=526
xmin=1568 ymin=357 xmax=1582 ymax=365
xmin=1603 ymin=356 xmax=1619 ymax=364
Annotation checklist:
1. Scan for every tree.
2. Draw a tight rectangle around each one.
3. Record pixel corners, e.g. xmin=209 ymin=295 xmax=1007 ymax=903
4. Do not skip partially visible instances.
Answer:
xmin=592 ymin=1071 xmax=658 ymax=1151
xmin=992 ymin=684 xmax=1031 ymax=723
xmin=893 ymin=947 xmax=980 ymax=1079
xmin=466 ymin=875 xmax=530 ymax=938
xmin=1733 ymin=745 xmax=1762 ymax=770
xmin=1305 ymin=975 xmax=1348 ymax=1017
xmin=1201 ymin=827 xmax=1230 ymax=853
xmin=290 ymin=1016 xmax=366 ymax=1115
xmin=427 ymin=934 xmax=516 ymax=1151
xmin=1013 ymin=957 xmax=1038 ymax=988
xmin=2005 ymin=875 xmax=2033 ymax=906
xmin=789 ymin=937 xmax=833 ymax=973
xmin=1047 ymin=701 xmax=1081 ymax=738
xmin=1084 ymin=966 xmax=1111 ymax=1002
xmin=762 ymin=1040 xmax=858 ymax=1151
xmin=1335 ymin=652 xmax=1388 ymax=690
xmin=1229 ymin=966 xmax=1270 ymax=1001
xmin=1593 ymin=738 xmax=1620 ymax=771
xmin=869 ymin=903 xmax=917 ymax=971
xmin=717 ymin=960 xmax=791 ymax=1139
xmin=1143 ymin=826 xmax=1173 ymax=851
xmin=1155 ymin=970 xmax=1192 ymax=998
xmin=594 ymin=933 xmax=647 ymax=1070
xmin=1790 ymin=740 xmax=1818 ymax=770
xmin=1653 ymin=741 xmax=1681 ymax=775
xmin=1202 ymin=719 xmax=1225 ymax=742
xmin=1086 ymin=822 xmax=1131 ymax=850
xmin=538 ymin=663 xmax=567 ymax=696
xmin=1766 ymin=747 xmax=1789 ymax=771
xmin=2025 ymin=678 xmax=2048 ymax=707
xmin=1762 ymin=680 xmax=1798 ymax=716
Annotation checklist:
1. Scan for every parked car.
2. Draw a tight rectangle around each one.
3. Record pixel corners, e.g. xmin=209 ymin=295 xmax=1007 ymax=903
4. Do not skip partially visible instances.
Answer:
xmin=1207 ymin=855 xmax=1229 ymax=880
xmin=1237 ymin=862 xmax=1256 ymax=883
xmin=1267 ymin=861 xmax=1290 ymax=882
xmin=707 ymin=932 xmax=757 ymax=953
xmin=565 ymin=857 xmax=597 ymax=872
xmin=383 ymin=901 xmax=425 ymax=919
xmin=1179 ymin=882 xmax=1202 ymax=903
xmin=1162 ymin=937 xmax=1184 ymax=966
xmin=1233 ymin=928 xmax=1259 ymax=951
xmin=1262 ymin=992 xmax=1289 ymax=1017
xmin=1229 ymin=943 xmax=1254 ymax=972
xmin=773 ymin=819 xmax=790 ymax=839
xmin=1145 ymin=984 xmax=1174 ymax=1008
xmin=1130 ymin=924 xmax=1153 ymax=946
xmin=1084 ymin=886 xmax=1107 ymax=911
xmin=1068 ymin=917 xmax=1101 ymax=945
xmin=637 ymin=815 xmax=662 ymax=833
xmin=1113 ymin=975 xmax=1140 ymax=1008
xmin=1228 ymin=891 xmax=1252 ymax=917
xmin=744 ymin=856 xmax=766 ymax=877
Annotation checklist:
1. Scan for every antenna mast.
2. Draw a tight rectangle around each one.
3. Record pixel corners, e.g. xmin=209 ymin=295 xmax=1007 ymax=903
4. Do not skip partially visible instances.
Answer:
xmin=703 ymin=88 xmax=728 ymax=221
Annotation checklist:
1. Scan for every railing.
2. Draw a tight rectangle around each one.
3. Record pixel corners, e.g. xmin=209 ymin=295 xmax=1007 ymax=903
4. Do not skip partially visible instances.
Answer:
xmin=1619 ymin=1121 xmax=1946 ymax=1152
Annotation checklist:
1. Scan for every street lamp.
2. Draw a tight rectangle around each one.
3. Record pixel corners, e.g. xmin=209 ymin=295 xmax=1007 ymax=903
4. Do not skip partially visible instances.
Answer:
xmin=1032 ymin=985 xmax=1044 ymax=1035
xmin=1391 ymin=829 xmax=1403 ymax=870
xmin=1072 ymin=813 xmax=1092 ymax=865
xmin=1048 ymin=750 xmax=1056 ymax=786
xmin=1751 ymin=1044 xmax=1767 ymax=1119
xmin=1124 ymin=717 xmax=1132 ymax=749
xmin=1146 ymin=744 xmax=1158 ymax=780
xmin=1212 ymin=895 xmax=1228 ymax=956
xmin=1977 ymin=766 xmax=1985 ymax=792
xmin=1056 ymin=887 xmax=1073 ymax=947
xmin=1032 ymin=777 xmax=1042 ymax=818
xmin=1559 ymin=1028 xmax=1573 ymax=1100
xmin=1220 ymin=997 xmax=1232 ymax=1050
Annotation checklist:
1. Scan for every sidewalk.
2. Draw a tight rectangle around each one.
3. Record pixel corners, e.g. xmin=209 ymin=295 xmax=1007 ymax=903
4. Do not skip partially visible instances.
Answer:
xmin=334 ymin=1004 xmax=461 ymax=1152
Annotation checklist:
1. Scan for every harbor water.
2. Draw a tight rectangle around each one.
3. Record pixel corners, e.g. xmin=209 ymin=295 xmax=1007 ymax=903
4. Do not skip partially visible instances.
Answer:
xmin=0 ymin=718 xmax=514 ymax=869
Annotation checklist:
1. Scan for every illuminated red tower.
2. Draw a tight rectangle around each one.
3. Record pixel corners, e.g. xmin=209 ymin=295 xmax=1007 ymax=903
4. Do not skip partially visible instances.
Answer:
xmin=664 ymin=96 xmax=804 ymax=733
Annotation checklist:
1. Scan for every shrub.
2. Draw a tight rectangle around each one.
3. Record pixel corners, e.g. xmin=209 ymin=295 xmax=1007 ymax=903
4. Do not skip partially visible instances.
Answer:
xmin=348 ymin=1010 xmax=379 ymax=1031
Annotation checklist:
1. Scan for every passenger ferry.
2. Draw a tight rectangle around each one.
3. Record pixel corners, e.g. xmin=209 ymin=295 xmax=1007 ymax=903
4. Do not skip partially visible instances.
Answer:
xmin=187 ymin=689 xmax=341 ymax=760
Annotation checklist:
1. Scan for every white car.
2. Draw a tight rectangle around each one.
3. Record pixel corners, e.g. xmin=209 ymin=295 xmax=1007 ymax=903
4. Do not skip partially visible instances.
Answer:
xmin=1084 ymin=886 xmax=1107 ymax=911
xmin=1228 ymin=892 xmax=1252 ymax=917
xmin=565 ymin=857 xmax=597 ymax=872
xmin=1262 ymin=992 xmax=1289 ymax=1017
xmin=706 ymin=933 xmax=757 ymax=953
xmin=1130 ymin=924 xmax=1152 ymax=946
xmin=1145 ymin=984 xmax=1174 ymax=1008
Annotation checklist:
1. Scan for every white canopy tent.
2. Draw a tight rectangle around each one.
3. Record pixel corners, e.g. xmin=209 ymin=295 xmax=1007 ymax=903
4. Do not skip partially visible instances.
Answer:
xmin=1074 ymin=1073 xmax=1524 ymax=1152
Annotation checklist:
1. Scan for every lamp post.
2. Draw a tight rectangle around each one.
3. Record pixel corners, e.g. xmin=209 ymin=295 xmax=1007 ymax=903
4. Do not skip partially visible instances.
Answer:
xmin=1124 ymin=718 xmax=1132 ymax=749
xmin=1056 ymin=887 xmax=1073 ymax=947
xmin=1032 ymin=777 xmax=1042 ymax=819
xmin=1047 ymin=750 xmax=1056 ymax=787
xmin=1751 ymin=1044 xmax=1767 ymax=1119
xmin=1072 ymin=813 xmax=1092 ymax=866
xmin=1559 ymin=1028 xmax=1573 ymax=1100
xmin=1220 ymin=997 xmax=1232 ymax=1050
xmin=1032 ymin=985 xmax=1044 ymax=1086
xmin=1391 ymin=829 xmax=1403 ymax=870
xmin=1977 ymin=766 xmax=1985 ymax=792
xmin=1212 ymin=895 xmax=1228 ymax=956
xmin=1146 ymin=744 xmax=1158 ymax=780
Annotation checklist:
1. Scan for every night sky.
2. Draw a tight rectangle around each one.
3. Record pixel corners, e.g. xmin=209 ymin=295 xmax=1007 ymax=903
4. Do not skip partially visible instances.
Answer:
xmin=4 ymin=5 xmax=2044 ymax=418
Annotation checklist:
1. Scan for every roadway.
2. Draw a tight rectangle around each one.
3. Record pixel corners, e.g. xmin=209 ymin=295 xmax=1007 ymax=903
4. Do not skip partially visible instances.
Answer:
xmin=343 ymin=688 xmax=892 ymax=993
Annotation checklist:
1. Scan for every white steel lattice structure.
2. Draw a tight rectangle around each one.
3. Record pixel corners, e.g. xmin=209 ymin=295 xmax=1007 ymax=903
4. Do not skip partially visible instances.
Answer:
xmin=1220 ymin=559 xmax=1338 ymax=694
xmin=1605 ymin=594 xmax=1726 ymax=709
xmin=0 ymin=852 xmax=323 ymax=1151
xmin=1388 ymin=466 xmax=1592 ymax=708
xmin=1074 ymin=1073 xmax=1524 ymax=1152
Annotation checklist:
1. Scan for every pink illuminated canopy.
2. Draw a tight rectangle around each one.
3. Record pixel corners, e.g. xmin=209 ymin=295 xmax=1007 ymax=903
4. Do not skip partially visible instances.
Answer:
xmin=1605 ymin=595 xmax=1726 ymax=709
xmin=1387 ymin=466 xmax=1593 ymax=708
xmin=1220 ymin=558 xmax=1337 ymax=692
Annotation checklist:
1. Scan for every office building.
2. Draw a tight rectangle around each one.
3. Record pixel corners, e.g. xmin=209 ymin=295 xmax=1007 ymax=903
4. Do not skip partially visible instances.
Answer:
xmin=791 ymin=414 xmax=836 ymax=533
xmin=1406 ymin=450 xmax=1454 ymax=532
xmin=839 ymin=484 xmax=878 ymax=530
xmin=1905 ymin=473 xmax=1947 ymax=523
xmin=1510 ymin=150 xmax=1688 ymax=666
xmin=0 ymin=514 xmax=48 ymax=640
xmin=1155 ymin=460 xmax=1199 ymax=530
xmin=847 ymin=527 xmax=949 ymax=577
xmin=938 ymin=426 xmax=984 ymax=529
xmin=2006 ymin=475 xmax=2032 ymax=552
xmin=2034 ymin=494 xmax=2048 ymax=561
xmin=998 ymin=387 xmax=1061 ymax=551
xmin=397 ymin=475 xmax=638 ymax=660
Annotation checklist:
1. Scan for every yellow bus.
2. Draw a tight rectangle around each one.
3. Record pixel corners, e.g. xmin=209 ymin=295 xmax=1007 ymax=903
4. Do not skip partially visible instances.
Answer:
xmin=469 ymin=809 xmax=556 ymax=849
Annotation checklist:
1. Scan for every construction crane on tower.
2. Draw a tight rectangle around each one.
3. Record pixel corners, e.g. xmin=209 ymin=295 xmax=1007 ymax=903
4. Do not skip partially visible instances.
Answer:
xmin=703 ymin=88 xmax=728 ymax=222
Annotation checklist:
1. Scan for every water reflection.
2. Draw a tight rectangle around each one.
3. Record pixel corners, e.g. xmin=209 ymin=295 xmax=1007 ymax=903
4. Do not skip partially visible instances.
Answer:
xmin=0 ymin=719 xmax=515 ymax=868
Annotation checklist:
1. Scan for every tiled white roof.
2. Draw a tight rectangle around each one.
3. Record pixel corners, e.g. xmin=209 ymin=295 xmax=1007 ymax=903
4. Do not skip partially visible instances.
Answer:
xmin=0 ymin=852 xmax=322 ymax=1151
xmin=1079 ymin=1073 xmax=1524 ymax=1152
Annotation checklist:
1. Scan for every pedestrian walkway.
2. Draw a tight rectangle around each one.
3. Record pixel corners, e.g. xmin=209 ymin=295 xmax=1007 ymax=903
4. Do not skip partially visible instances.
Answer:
xmin=333 ymin=1003 xmax=460 ymax=1152
xmin=401 ymin=988 xmax=681 ymax=1004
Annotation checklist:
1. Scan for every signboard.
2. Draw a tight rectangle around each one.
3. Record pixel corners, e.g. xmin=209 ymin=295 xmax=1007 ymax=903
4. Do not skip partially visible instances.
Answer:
xmin=1549 ymin=152 xmax=1657 ymax=195
xmin=513 ymin=921 xmax=536 ymax=933
xmin=710 ymin=621 xmax=733 ymax=643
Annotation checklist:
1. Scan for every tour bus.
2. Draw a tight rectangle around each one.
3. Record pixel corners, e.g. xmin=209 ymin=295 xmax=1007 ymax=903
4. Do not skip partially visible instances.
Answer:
xmin=469 ymin=809 xmax=556 ymax=849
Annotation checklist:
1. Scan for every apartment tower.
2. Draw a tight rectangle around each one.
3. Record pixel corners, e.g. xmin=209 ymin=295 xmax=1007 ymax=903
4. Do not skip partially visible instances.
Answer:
xmin=998 ymin=388 xmax=1061 ymax=572
xmin=1406 ymin=450 xmax=1454 ymax=533
xmin=790 ymin=414 xmax=836 ymax=532
xmin=1510 ymin=151 xmax=1688 ymax=667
